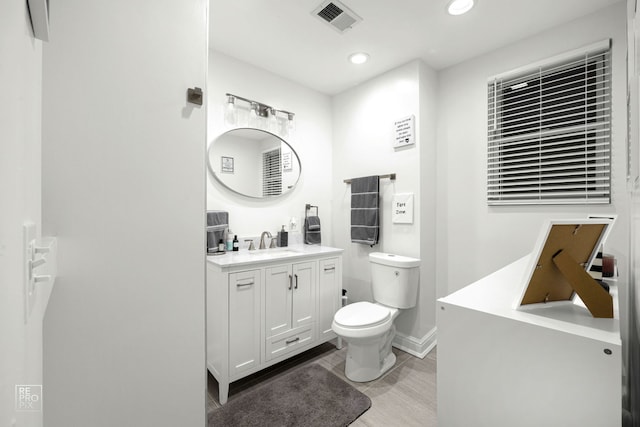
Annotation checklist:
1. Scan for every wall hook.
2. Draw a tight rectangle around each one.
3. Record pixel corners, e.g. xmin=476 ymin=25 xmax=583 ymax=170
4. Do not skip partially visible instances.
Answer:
xmin=187 ymin=87 xmax=203 ymax=106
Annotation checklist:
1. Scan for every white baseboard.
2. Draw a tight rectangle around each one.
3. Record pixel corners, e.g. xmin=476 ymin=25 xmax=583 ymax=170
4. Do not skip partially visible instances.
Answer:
xmin=392 ymin=327 xmax=437 ymax=359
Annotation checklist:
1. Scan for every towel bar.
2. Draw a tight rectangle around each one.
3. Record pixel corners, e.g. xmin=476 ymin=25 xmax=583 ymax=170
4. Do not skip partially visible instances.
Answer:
xmin=305 ymin=204 xmax=318 ymax=216
xmin=343 ymin=173 xmax=395 ymax=184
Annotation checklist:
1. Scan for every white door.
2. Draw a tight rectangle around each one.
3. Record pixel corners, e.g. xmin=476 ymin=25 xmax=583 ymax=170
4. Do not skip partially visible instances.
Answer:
xmin=41 ymin=1 xmax=208 ymax=426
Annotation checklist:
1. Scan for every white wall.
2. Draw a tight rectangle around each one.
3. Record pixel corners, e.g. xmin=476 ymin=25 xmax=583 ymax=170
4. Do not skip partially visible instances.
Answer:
xmin=41 ymin=1 xmax=207 ymax=426
xmin=207 ymin=51 xmax=333 ymax=244
xmin=331 ymin=60 xmax=438 ymax=354
xmin=436 ymin=3 xmax=629 ymax=298
xmin=0 ymin=1 xmax=44 ymax=426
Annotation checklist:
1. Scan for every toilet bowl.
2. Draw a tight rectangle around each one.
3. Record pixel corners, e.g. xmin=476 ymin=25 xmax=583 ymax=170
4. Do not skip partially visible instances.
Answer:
xmin=332 ymin=252 xmax=420 ymax=382
xmin=332 ymin=301 xmax=399 ymax=382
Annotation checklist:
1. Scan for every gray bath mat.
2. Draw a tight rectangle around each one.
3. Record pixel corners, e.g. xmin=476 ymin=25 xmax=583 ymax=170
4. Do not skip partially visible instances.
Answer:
xmin=208 ymin=363 xmax=371 ymax=426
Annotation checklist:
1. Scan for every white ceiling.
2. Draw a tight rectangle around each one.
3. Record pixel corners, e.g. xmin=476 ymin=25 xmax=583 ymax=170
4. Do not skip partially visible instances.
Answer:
xmin=210 ymin=0 xmax=623 ymax=95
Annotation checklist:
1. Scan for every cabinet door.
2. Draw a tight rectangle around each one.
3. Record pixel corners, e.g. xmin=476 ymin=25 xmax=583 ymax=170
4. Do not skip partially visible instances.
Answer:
xmin=318 ymin=257 xmax=341 ymax=341
xmin=292 ymin=261 xmax=316 ymax=329
xmin=264 ymin=264 xmax=293 ymax=338
xmin=229 ymin=270 xmax=261 ymax=378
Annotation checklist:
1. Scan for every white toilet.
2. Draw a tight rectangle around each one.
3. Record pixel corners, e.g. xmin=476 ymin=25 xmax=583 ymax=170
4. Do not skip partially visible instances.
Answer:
xmin=332 ymin=252 xmax=420 ymax=382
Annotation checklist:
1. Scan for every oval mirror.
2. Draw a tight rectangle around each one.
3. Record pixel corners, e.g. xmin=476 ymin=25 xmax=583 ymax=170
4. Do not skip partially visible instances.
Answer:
xmin=207 ymin=128 xmax=302 ymax=198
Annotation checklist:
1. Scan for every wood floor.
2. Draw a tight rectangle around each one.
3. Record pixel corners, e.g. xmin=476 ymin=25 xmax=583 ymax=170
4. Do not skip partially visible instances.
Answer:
xmin=207 ymin=341 xmax=438 ymax=426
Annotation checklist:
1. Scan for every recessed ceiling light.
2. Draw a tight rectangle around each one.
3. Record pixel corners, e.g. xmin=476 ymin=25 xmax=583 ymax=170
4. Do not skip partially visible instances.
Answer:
xmin=447 ymin=0 xmax=475 ymax=16
xmin=348 ymin=52 xmax=369 ymax=65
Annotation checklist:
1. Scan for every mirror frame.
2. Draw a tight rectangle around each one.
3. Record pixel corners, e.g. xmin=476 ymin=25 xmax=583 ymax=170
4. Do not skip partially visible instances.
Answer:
xmin=207 ymin=128 xmax=302 ymax=199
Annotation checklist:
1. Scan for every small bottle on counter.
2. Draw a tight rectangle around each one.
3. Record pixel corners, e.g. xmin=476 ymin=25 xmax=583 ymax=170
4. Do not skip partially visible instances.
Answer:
xmin=218 ymin=239 xmax=225 ymax=252
xmin=277 ymin=225 xmax=288 ymax=247
xmin=226 ymin=229 xmax=233 ymax=251
xmin=232 ymin=235 xmax=239 ymax=251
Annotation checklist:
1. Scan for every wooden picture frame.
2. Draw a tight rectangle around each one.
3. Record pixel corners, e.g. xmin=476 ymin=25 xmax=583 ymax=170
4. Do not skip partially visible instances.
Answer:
xmin=514 ymin=218 xmax=615 ymax=318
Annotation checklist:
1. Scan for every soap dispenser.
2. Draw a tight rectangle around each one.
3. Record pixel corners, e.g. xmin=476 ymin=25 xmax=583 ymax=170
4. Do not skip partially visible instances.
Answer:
xmin=277 ymin=225 xmax=288 ymax=247
xmin=226 ymin=229 xmax=233 ymax=251
xmin=232 ymin=235 xmax=239 ymax=251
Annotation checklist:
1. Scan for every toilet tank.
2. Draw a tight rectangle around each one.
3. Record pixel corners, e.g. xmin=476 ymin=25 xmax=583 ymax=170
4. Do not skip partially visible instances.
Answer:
xmin=369 ymin=252 xmax=420 ymax=309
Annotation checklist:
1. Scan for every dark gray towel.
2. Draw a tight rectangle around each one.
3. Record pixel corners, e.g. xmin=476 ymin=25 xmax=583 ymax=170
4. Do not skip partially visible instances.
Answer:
xmin=304 ymin=216 xmax=321 ymax=245
xmin=350 ymin=176 xmax=379 ymax=245
xmin=206 ymin=210 xmax=228 ymax=252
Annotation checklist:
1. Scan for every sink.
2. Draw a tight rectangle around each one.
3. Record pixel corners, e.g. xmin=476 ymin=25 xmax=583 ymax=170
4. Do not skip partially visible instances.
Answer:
xmin=207 ymin=244 xmax=343 ymax=269
xmin=248 ymin=248 xmax=300 ymax=257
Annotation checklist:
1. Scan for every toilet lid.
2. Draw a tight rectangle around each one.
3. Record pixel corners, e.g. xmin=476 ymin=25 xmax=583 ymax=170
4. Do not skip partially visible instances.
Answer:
xmin=334 ymin=302 xmax=391 ymax=328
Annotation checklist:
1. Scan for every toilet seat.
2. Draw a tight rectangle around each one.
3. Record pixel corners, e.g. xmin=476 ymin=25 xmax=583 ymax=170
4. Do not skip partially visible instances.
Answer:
xmin=334 ymin=301 xmax=390 ymax=328
xmin=332 ymin=302 xmax=394 ymax=339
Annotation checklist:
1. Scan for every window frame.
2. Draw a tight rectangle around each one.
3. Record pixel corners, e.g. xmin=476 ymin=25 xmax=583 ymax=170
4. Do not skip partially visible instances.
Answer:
xmin=487 ymin=39 xmax=612 ymax=206
xmin=262 ymin=147 xmax=282 ymax=197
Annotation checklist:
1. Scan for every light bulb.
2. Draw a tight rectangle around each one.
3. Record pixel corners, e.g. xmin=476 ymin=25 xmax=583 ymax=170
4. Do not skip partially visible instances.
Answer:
xmin=267 ymin=108 xmax=278 ymax=133
xmin=348 ymin=52 xmax=369 ymax=65
xmin=287 ymin=113 xmax=295 ymax=133
xmin=224 ymin=95 xmax=236 ymax=126
xmin=447 ymin=0 xmax=475 ymax=15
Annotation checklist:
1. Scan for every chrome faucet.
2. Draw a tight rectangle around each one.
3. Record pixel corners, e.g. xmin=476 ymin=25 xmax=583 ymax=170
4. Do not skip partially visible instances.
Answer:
xmin=259 ymin=231 xmax=272 ymax=249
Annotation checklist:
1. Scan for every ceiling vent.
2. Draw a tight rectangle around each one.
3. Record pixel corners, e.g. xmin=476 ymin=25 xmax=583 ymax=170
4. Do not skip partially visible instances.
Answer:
xmin=312 ymin=0 xmax=362 ymax=34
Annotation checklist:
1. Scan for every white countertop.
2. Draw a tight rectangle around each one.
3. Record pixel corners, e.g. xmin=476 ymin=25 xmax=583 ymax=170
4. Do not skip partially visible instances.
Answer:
xmin=207 ymin=244 xmax=343 ymax=269
xmin=438 ymin=254 xmax=621 ymax=345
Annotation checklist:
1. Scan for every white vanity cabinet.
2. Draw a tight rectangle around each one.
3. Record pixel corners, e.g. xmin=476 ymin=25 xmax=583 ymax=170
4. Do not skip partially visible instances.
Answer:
xmin=264 ymin=261 xmax=316 ymax=361
xmin=207 ymin=246 xmax=343 ymax=404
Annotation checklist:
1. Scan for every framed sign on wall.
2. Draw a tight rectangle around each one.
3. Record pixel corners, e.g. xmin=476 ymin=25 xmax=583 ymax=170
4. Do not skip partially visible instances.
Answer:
xmin=221 ymin=156 xmax=234 ymax=173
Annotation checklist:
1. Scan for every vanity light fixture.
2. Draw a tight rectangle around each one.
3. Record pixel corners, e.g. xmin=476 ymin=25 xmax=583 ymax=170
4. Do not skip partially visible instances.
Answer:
xmin=224 ymin=92 xmax=295 ymax=132
xmin=348 ymin=52 xmax=369 ymax=65
xmin=447 ymin=0 xmax=475 ymax=16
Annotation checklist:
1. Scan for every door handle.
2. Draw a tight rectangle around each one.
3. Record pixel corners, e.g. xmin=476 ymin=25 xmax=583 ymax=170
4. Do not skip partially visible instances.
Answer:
xmin=324 ymin=266 xmax=335 ymax=272
xmin=294 ymin=274 xmax=298 ymax=289
xmin=288 ymin=274 xmax=292 ymax=290
xmin=285 ymin=337 xmax=300 ymax=345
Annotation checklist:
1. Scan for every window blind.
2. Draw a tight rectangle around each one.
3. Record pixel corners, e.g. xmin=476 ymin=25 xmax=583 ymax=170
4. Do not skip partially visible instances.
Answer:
xmin=487 ymin=40 xmax=612 ymax=205
xmin=262 ymin=148 xmax=282 ymax=197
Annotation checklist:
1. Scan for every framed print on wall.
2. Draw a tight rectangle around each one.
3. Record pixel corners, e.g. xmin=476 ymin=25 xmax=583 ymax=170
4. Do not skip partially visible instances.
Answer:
xmin=221 ymin=156 xmax=234 ymax=174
